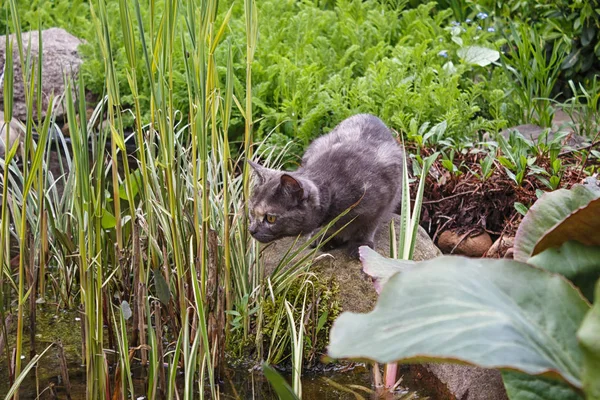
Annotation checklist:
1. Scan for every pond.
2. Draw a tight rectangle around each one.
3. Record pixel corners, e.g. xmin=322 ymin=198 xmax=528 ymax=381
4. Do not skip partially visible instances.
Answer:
xmin=0 ymin=307 xmax=437 ymax=399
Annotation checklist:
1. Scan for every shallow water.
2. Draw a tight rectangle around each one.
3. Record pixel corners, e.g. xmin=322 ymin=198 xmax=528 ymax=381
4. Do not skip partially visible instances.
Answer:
xmin=1 ymin=361 xmax=425 ymax=399
xmin=0 ymin=308 xmax=428 ymax=399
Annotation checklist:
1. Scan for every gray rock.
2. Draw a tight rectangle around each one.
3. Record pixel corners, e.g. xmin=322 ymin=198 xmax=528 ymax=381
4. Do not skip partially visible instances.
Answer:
xmin=0 ymin=28 xmax=83 ymax=120
xmin=0 ymin=111 xmax=23 ymax=158
xmin=499 ymin=122 xmax=588 ymax=150
xmin=424 ymin=364 xmax=508 ymax=400
xmin=260 ymin=214 xmax=442 ymax=314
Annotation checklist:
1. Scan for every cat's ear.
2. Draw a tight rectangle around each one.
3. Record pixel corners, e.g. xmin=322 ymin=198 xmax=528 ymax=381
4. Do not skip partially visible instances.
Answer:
xmin=248 ymin=160 xmax=270 ymax=184
xmin=280 ymin=174 xmax=304 ymax=200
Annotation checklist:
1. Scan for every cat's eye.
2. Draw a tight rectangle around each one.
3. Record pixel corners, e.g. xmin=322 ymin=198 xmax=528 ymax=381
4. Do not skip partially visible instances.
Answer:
xmin=265 ymin=214 xmax=277 ymax=224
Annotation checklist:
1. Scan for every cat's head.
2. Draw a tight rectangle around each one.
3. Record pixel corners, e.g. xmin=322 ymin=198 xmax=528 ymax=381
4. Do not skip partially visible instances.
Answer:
xmin=247 ymin=160 xmax=321 ymax=243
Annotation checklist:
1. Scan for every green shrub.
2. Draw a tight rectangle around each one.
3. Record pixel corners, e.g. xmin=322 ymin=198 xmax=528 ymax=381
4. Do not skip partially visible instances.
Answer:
xmin=74 ymin=0 xmax=519 ymax=155
xmin=500 ymin=0 xmax=599 ymax=83
xmin=240 ymin=1 xmax=518 ymax=149
xmin=1 ymin=0 xmax=91 ymax=38
xmin=5 ymin=0 xmax=526 ymax=155
xmin=446 ymin=0 xmax=600 ymax=89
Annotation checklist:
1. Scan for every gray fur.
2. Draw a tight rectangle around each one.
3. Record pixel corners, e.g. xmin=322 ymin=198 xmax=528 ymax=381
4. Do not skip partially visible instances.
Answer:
xmin=248 ymin=114 xmax=404 ymax=258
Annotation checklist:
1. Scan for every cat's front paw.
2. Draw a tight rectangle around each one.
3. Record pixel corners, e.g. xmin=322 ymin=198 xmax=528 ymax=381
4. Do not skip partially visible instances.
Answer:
xmin=347 ymin=241 xmax=374 ymax=259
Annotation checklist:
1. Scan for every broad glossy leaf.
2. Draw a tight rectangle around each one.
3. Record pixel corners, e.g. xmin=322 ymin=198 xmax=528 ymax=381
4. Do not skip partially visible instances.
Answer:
xmin=328 ymin=249 xmax=588 ymax=388
xmin=514 ymin=185 xmax=600 ymax=262
xmin=533 ymin=198 xmax=600 ymax=256
xmin=528 ymin=242 xmax=600 ymax=302
xmin=118 ymin=168 xmax=143 ymax=200
xmin=577 ymin=280 xmax=600 ymax=400
xmin=502 ymin=371 xmax=583 ymax=400
xmin=582 ymin=26 xmax=596 ymax=47
xmin=359 ymin=246 xmax=414 ymax=293
xmin=457 ymin=46 xmax=500 ymax=66
xmin=101 ymin=209 xmax=117 ymax=229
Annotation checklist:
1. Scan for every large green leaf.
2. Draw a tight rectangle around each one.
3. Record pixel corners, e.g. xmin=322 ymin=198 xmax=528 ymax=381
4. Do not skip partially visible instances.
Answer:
xmin=358 ymin=246 xmax=414 ymax=293
xmin=514 ymin=185 xmax=600 ymax=262
xmin=457 ymin=46 xmax=500 ymax=66
xmin=528 ymin=242 xmax=600 ymax=302
xmin=328 ymin=249 xmax=589 ymax=388
xmin=502 ymin=371 xmax=583 ymax=400
xmin=577 ymin=280 xmax=600 ymax=400
xmin=533 ymin=198 xmax=600 ymax=256
xmin=101 ymin=208 xmax=117 ymax=229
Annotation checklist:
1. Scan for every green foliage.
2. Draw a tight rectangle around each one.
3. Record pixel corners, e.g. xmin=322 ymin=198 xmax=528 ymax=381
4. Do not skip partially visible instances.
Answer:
xmin=0 ymin=0 xmax=91 ymax=38
xmin=73 ymin=0 xmax=519 ymax=152
xmin=563 ymin=76 xmax=600 ymax=139
xmin=246 ymin=1 xmax=515 ymax=146
xmin=439 ymin=0 xmax=600 ymax=87
xmin=78 ymin=0 xmax=181 ymax=128
xmin=474 ymin=153 xmax=496 ymax=181
xmin=501 ymin=24 xmax=567 ymax=127
xmin=495 ymin=128 xmax=571 ymax=190
xmin=440 ymin=149 xmax=463 ymax=177
xmin=496 ymin=130 xmax=538 ymax=186
xmin=489 ymin=0 xmax=600 ymax=84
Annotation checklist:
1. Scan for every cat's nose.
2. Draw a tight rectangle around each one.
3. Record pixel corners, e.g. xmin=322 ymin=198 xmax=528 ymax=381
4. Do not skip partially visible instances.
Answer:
xmin=249 ymin=224 xmax=258 ymax=235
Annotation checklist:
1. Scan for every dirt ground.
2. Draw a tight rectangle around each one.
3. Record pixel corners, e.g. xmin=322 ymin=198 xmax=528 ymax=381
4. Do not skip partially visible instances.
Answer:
xmin=415 ymin=139 xmax=599 ymax=253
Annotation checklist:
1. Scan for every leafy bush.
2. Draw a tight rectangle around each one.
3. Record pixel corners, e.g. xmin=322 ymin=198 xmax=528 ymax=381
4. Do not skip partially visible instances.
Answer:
xmin=4 ymin=0 xmax=529 ymax=156
xmin=73 ymin=0 xmax=521 ymax=155
xmin=5 ymin=0 xmax=596 ymax=150
xmin=243 ymin=1 xmax=519 ymax=147
xmin=490 ymin=0 xmax=600 ymax=84
xmin=445 ymin=0 xmax=600 ymax=88
xmin=0 ymin=0 xmax=91 ymax=38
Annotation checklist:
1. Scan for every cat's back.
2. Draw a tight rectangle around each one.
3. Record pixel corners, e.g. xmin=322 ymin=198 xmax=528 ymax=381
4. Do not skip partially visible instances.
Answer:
xmin=302 ymin=114 xmax=401 ymax=170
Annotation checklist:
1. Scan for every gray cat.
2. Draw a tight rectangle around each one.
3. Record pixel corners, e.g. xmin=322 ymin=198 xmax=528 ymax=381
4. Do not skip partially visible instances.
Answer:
xmin=248 ymin=114 xmax=404 ymax=258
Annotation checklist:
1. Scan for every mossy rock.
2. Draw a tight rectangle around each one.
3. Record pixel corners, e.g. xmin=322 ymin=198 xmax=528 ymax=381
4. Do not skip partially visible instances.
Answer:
xmin=260 ymin=214 xmax=442 ymax=314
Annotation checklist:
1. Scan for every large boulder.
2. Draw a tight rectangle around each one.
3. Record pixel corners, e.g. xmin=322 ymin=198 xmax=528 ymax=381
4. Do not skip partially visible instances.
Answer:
xmin=422 ymin=364 xmax=508 ymax=400
xmin=0 ymin=28 xmax=83 ymax=121
xmin=260 ymin=214 xmax=442 ymax=313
